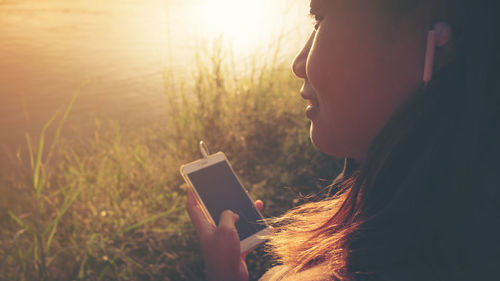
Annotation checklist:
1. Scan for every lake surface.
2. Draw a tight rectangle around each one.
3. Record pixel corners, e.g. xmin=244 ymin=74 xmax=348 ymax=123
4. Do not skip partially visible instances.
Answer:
xmin=0 ymin=0 xmax=310 ymax=161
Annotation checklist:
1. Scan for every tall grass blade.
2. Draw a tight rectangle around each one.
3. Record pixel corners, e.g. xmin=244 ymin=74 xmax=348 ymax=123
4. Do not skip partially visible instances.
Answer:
xmin=47 ymin=81 xmax=86 ymax=161
xmin=33 ymin=110 xmax=59 ymax=200
xmin=115 ymin=207 xmax=178 ymax=237
xmin=25 ymin=132 xmax=34 ymax=170
xmin=7 ymin=211 xmax=28 ymax=231
xmin=45 ymin=181 xmax=83 ymax=255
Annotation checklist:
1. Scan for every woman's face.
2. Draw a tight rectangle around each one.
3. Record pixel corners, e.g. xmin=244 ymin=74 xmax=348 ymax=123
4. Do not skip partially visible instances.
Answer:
xmin=293 ymin=0 xmax=436 ymax=161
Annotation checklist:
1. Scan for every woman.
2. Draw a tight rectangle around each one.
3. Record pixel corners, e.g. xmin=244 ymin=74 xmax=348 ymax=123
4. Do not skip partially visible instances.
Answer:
xmin=187 ymin=0 xmax=500 ymax=280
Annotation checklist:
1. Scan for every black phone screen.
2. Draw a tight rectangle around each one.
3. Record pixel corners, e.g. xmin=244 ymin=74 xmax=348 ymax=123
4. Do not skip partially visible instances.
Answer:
xmin=187 ymin=161 xmax=267 ymax=240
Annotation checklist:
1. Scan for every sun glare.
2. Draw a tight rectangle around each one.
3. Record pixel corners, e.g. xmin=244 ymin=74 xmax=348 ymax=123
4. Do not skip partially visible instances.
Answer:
xmin=192 ymin=0 xmax=282 ymax=53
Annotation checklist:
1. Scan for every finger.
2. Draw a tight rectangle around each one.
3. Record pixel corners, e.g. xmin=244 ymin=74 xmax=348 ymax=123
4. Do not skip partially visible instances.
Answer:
xmin=186 ymin=188 xmax=213 ymax=236
xmin=219 ymin=209 xmax=239 ymax=225
xmin=218 ymin=210 xmax=239 ymax=232
xmin=255 ymin=200 xmax=264 ymax=212
xmin=239 ymin=257 xmax=249 ymax=281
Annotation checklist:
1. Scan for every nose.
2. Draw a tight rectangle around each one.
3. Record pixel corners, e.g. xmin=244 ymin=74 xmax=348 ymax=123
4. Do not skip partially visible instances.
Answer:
xmin=292 ymin=31 xmax=315 ymax=79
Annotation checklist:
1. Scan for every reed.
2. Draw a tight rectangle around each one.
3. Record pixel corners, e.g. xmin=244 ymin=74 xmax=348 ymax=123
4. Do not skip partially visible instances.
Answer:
xmin=0 ymin=41 xmax=342 ymax=281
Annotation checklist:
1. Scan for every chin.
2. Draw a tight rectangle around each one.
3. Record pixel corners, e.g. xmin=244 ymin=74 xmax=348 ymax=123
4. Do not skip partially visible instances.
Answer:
xmin=309 ymin=122 xmax=336 ymax=156
xmin=310 ymin=122 xmax=362 ymax=160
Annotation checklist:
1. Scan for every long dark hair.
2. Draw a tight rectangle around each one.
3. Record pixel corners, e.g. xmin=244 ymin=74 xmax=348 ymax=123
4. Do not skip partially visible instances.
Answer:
xmin=268 ymin=1 xmax=500 ymax=280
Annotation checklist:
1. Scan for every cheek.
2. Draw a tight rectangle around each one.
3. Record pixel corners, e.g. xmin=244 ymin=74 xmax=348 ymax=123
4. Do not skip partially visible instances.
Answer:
xmin=306 ymin=46 xmax=332 ymax=93
xmin=307 ymin=24 xmax=374 ymax=106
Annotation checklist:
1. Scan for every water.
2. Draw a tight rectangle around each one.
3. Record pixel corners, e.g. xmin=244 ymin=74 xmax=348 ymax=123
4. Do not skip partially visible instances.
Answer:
xmin=0 ymin=0 xmax=310 ymax=162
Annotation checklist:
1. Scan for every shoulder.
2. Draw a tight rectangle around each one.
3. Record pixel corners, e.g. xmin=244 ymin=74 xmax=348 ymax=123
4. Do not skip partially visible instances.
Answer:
xmin=259 ymin=265 xmax=334 ymax=281
xmin=259 ymin=265 xmax=290 ymax=281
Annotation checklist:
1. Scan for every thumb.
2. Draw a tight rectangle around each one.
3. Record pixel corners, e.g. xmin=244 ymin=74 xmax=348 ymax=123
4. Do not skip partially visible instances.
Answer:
xmin=219 ymin=210 xmax=239 ymax=227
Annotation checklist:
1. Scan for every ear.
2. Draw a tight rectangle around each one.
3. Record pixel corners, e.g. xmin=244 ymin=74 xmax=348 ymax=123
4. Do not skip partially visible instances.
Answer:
xmin=433 ymin=22 xmax=452 ymax=47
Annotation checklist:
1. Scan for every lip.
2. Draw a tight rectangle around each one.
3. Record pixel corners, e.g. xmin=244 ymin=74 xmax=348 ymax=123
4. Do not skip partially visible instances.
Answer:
xmin=301 ymin=91 xmax=319 ymax=120
xmin=305 ymin=100 xmax=319 ymax=120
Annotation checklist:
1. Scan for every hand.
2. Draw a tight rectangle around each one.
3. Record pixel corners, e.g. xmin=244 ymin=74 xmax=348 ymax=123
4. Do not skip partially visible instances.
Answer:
xmin=186 ymin=188 xmax=264 ymax=281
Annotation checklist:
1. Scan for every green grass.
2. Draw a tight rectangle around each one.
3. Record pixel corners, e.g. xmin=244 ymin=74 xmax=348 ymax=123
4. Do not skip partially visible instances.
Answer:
xmin=0 ymin=41 xmax=343 ymax=281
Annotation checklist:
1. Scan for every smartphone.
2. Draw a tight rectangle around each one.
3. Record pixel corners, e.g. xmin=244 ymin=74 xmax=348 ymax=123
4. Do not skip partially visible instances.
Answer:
xmin=180 ymin=152 xmax=270 ymax=253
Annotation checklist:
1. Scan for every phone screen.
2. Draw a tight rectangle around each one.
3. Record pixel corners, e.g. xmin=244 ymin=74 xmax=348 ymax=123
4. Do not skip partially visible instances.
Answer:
xmin=187 ymin=161 xmax=267 ymax=240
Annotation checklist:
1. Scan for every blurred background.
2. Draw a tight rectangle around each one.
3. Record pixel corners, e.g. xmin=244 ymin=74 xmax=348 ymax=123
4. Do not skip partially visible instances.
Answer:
xmin=0 ymin=1 xmax=343 ymax=280
xmin=0 ymin=0 xmax=309 ymax=153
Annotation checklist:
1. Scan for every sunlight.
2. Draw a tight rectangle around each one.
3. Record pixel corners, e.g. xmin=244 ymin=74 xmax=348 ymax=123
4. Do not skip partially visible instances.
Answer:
xmin=191 ymin=0 xmax=282 ymax=53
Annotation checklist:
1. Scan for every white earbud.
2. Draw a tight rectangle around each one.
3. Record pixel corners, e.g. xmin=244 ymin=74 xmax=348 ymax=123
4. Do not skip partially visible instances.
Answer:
xmin=423 ymin=21 xmax=452 ymax=86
